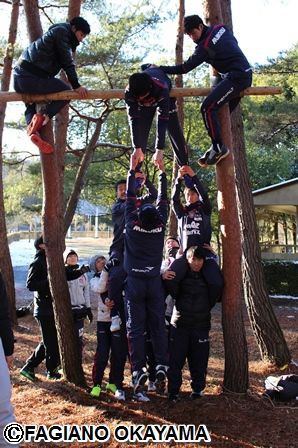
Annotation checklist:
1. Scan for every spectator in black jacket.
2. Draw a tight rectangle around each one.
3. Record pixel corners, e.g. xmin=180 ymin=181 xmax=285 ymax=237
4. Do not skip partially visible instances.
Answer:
xmin=13 ymin=17 xmax=90 ymax=154
xmin=164 ymin=246 xmax=219 ymax=402
xmin=159 ymin=14 xmax=252 ymax=167
xmin=20 ymin=236 xmax=61 ymax=381
xmin=0 ymin=271 xmax=18 ymax=447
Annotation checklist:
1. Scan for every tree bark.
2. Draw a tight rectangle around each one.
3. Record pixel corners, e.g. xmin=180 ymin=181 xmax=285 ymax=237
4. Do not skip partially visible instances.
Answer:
xmin=203 ymin=0 xmax=249 ymax=392
xmin=23 ymin=0 xmax=86 ymax=386
xmin=168 ymin=0 xmax=185 ymax=237
xmin=220 ymin=1 xmax=291 ymax=367
xmin=0 ymin=0 xmax=20 ymax=325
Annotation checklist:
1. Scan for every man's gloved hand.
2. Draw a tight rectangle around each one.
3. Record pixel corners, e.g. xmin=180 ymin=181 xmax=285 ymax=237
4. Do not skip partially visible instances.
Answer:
xmin=86 ymin=307 xmax=93 ymax=323
xmin=104 ymin=258 xmax=120 ymax=272
xmin=80 ymin=264 xmax=91 ymax=274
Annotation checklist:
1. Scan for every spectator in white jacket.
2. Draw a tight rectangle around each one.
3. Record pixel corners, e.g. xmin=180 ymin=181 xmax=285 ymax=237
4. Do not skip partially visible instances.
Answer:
xmin=89 ymin=255 xmax=127 ymax=401
xmin=65 ymin=250 xmax=92 ymax=363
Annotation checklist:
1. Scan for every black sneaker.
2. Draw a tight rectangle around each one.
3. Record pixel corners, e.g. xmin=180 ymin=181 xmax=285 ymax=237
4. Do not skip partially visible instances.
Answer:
xmin=190 ymin=390 xmax=204 ymax=400
xmin=155 ymin=365 xmax=168 ymax=394
xmin=132 ymin=367 xmax=148 ymax=393
xmin=47 ymin=369 xmax=62 ymax=380
xmin=206 ymin=144 xmax=230 ymax=166
xmin=198 ymin=149 xmax=212 ymax=168
xmin=20 ymin=366 xmax=36 ymax=382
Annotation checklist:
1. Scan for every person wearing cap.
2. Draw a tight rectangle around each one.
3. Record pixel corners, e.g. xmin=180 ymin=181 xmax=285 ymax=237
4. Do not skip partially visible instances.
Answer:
xmin=164 ymin=246 xmax=218 ymax=402
xmin=89 ymin=255 xmax=128 ymax=401
xmin=0 ymin=271 xmax=18 ymax=447
xmin=125 ymin=65 xmax=189 ymax=173
xmin=65 ymin=250 xmax=92 ymax=363
xmin=124 ymin=154 xmax=169 ymax=402
xmin=20 ymin=236 xmax=61 ymax=381
xmin=159 ymin=14 xmax=252 ymax=167
xmin=13 ymin=16 xmax=91 ymax=154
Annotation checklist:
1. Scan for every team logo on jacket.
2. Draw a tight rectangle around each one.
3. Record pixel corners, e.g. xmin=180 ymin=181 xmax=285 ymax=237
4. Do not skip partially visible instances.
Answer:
xmin=212 ymin=27 xmax=225 ymax=45
xmin=132 ymin=266 xmax=154 ymax=273
xmin=133 ymin=225 xmax=163 ymax=233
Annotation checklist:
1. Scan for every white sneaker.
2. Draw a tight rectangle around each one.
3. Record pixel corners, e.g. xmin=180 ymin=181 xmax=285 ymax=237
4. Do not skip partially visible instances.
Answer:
xmin=133 ymin=391 xmax=150 ymax=402
xmin=115 ymin=389 xmax=126 ymax=401
xmin=147 ymin=381 xmax=157 ymax=392
xmin=110 ymin=315 xmax=121 ymax=332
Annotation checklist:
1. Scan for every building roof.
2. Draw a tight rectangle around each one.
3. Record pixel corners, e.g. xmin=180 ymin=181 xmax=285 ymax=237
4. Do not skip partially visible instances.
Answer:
xmin=252 ymin=177 xmax=298 ymax=214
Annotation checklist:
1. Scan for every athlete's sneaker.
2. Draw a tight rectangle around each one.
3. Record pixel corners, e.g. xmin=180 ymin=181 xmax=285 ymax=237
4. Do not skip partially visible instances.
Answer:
xmin=133 ymin=391 xmax=150 ymax=402
xmin=190 ymin=390 xmax=204 ymax=400
xmin=147 ymin=381 xmax=157 ymax=392
xmin=106 ymin=383 xmax=117 ymax=394
xmin=27 ymin=113 xmax=44 ymax=136
xmin=110 ymin=315 xmax=121 ymax=332
xmin=90 ymin=385 xmax=101 ymax=398
xmin=47 ymin=370 xmax=62 ymax=380
xmin=30 ymin=133 xmax=54 ymax=154
xmin=155 ymin=365 xmax=168 ymax=393
xmin=20 ymin=366 xmax=36 ymax=382
xmin=206 ymin=144 xmax=230 ymax=166
xmin=115 ymin=389 xmax=126 ymax=401
xmin=198 ymin=149 xmax=212 ymax=168
xmin=132 ymin=367 xmax=148 ymax=393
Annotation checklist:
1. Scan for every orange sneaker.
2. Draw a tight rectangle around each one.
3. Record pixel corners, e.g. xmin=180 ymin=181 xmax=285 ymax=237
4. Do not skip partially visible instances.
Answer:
xmin=30 ymin=134 xmax=54 ymax=154
xmin=27 ymin=113 xmax=45 ymax=136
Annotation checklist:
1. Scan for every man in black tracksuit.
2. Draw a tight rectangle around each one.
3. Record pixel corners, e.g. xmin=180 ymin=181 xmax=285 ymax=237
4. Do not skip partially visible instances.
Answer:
xmin=164 ymin=246 xmax=218 ymax=401
xmin=124 ymin=155 xmax=169 ymax=397
xmin=159 ymin=15 xmax=252 ymax=167
xmin=20 ymin=237 xmax=60 ymax=381
xmin=125 ymin=66 xmax=189 ymax=170
xmin=171 ymin=165 xmax=223 ymax=303
xmin=13 ymin=17 xmax=90 ymax=154
xmin=108 ymin=176 xmax=158 ymax=331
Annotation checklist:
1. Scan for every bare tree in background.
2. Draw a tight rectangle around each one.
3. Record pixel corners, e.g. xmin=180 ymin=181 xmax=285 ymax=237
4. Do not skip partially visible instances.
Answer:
xmin=0 ymin=0 xmax=20 ymax=324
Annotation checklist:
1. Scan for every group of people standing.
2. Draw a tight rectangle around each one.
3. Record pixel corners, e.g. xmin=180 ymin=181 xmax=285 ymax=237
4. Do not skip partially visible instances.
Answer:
xmin=3 ymin=10 xmax=252 ymax=429
xmin=19 ymin=151 xmax=223 ymax=404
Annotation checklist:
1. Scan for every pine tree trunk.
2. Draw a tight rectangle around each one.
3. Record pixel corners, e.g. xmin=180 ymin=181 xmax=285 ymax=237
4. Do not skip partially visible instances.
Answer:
xmin=23 ymin=0 xmax=86 ymax=386
xmin=0 ymin=0 xmax=20 ymax=325
xmin=203 ymin=0 xmax=249 ymax=392
xmin=168 ymin=0 xmax=185 ymax=237
xmin=221 ymin=0 xmax=291 ymax=367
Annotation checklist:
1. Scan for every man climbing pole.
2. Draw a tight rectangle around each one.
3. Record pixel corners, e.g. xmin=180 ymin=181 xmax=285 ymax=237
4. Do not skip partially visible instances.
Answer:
xmin=158 ymin=14 xmax=252 ymax=167
xmin=13 ymin=16 xmax=90 ymax=154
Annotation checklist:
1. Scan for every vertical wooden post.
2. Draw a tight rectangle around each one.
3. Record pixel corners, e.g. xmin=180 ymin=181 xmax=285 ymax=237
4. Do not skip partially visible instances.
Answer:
xmin=202 ymin=0 xmax=249 ymax=391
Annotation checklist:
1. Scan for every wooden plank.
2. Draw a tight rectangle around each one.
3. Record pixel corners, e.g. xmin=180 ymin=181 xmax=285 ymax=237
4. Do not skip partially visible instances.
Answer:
xmin=0 ymin=86 xmax=282 ymax=103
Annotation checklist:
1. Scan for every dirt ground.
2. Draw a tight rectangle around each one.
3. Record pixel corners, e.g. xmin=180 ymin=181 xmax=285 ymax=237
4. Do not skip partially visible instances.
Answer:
xmin=10 ymin=291 xmax=298 ymax=448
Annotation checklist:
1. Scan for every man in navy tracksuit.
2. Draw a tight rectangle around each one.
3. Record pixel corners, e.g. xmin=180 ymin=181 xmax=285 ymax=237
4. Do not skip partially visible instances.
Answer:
xmin=125 ymin=66 xmax=189 ymax=170
xmin=107 ymin=176 xmax=158 ymax=332
xmin=124 ymin=155 xmax=169 ymax=398
xmin=159 ymin=15 xmax=252 ymax=167
xmin=171 ymin=165 xmax=223 ymax=303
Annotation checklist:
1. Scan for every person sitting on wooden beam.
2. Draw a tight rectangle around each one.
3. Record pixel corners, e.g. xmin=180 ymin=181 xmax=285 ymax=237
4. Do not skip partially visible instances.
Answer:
xmin=158 ymin=14 xmax=253 ymax=167
xmin=13 ymin=16 xmax=90 ymax=154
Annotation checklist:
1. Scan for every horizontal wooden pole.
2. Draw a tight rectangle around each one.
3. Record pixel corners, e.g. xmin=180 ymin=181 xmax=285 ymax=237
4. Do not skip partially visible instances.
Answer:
xmin=0 ymin=86 xmax=282 ymax=103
